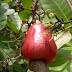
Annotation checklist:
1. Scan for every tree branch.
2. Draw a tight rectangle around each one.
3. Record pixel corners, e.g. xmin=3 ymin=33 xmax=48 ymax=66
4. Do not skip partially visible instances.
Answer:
xmin=63 ymin=20 xmax=72 ymax=24
xmin=29 ymin=60 xmax=49 ymax=72
xmin=32 ymin=0 xmax=39 ymax=23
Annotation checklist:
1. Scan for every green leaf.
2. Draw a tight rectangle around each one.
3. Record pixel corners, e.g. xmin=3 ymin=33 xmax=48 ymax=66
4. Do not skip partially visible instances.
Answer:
xmin=7 ymin=20 xmax=19 ymax=34
xmin=18 ymin=0 xmax=33 ymax=20
xmin=70 ymin=28 xmax=72 ymax=35
xmin=40 ymin=0 xmax=72 ymax=22
xmin=2 ymin=2 xmax=15 ymax=15
xmin=0 ymin=64 xmax=2 ymax=72
xmin=0 ymin=6 xmax=7 ymax=30
xmin=12 ymin=61 xmax=27 ymax=72
xmin=18 ymin=0 xmax=33 ymax=9
xmin=0 ymin=0 xmax=1 ymax=6
xmin=19 ymin=10 xmax=32 ymax=20
xmin=8 ymin=12 xmax=22 ymax=31
xmin=4 ymin=0 xmax=11 ymax=3
xmin=41 ymin=15 xmax=57 ymax=23
xmin=49 ymin=47 xmax=72 ymax=72
xmin=8 ymin=0 xmax=17 ymax=10
xmin=0 ymin=48 xmax=5 ymax=61
xmin=0 ymin=35 xmax=16 ymax=57
xmin=18 ymin=59 xmax=24 ymax=64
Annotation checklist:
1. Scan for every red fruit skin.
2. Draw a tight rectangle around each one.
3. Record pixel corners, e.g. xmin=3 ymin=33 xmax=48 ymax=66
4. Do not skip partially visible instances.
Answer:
xmin=22 ymin=24 xmax=57 ymax=64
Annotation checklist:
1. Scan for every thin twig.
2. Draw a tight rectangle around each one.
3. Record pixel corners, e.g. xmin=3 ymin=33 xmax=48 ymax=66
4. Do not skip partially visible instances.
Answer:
xmin=11 ymin=54 xmax=21 ymax=60
xmin=63 ymin=20 xmax=72 ymax=24
xmin=8 ymin=43 xmax=12 ymax=52
xmin=66 ymin=25 xmax=72 ymax=29
xmin=54 ymin=14 xmax=72 ymax=24
xmin=32 ymin=0 xmax=39 ymax=23
xmin=54 ymin=15 xmax=61 ymax=22
xmin=1 ymin=34 xmax=24 ymax=43
xmin=21 ymin=7 xmax=33 ymax=11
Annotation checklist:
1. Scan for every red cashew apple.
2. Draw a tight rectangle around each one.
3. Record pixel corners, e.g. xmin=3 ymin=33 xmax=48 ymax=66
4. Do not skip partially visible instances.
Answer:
xmin=22 ymin=23 xmax=57 ymax=64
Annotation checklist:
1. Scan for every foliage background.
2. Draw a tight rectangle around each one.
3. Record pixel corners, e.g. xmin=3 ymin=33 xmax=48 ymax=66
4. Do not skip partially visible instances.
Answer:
xmin=0 ymin=0 xmax=72 ymax=72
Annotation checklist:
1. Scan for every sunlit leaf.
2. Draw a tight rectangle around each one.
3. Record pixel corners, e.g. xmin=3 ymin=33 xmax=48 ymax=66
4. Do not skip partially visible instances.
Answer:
xmin=9 ymin=12 xmax=22 ymax=31
xmin=54 ymin=31 xmax=71 ymax=49
xmin=2 ymin=2 xmax=15 ymax=15
xmin=27 ymin=69 xmax=33 ymax=72
xmin=0 ymin=6 xmax=7 ymax=30
xmin=1 ymin=2 xmax=9 ymax=9
xmin=5 ymin=9 xmax=15 ymax=15
xmin=21 ymin=24 xmax=28 ymax=32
